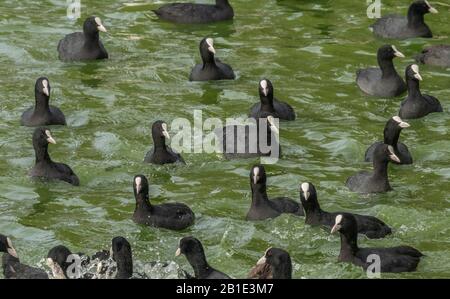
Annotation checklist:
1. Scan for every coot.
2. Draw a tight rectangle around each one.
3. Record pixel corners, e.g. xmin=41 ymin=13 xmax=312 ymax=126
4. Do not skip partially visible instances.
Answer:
xmin=299 ymin=182 xmax=391 ymax=239
xmin=175 ymin=236 xmax=231 ymax=279
xmin=356 ymin=45 xmax=406 ymax=97
xmin=189 ymin=38 xmax=235 ymax=81
xmin=248 ymin=247 xmax=292 ymax=279
xmin=365 ymin=116 xmax=412 ymax=164
xmin=153 ymin=0 xmax=234 ymax=24
xmin=132 ymin=175 xmax=195 ymax=230
xmin=58 ymin=16 xmax=108 ymax=61
xmin=29 ymin=128 xmax=80 ymax=186
xmin=21 ymin=77 xmax=66 ymax=127
xmin=144 ymin=120 xmax=185 ymax=165
xmin=246 ymin=165 xmax=303 ymax=221
xmin=217 ymin=113 xmax=280 ymax=159
xmin=371 ymin=0 xmax=438 ymax=39
xmin=331 ymin=213 xmax=423 ymax=272
xmin=249 ymin=79 xmax=296 ymax=120
xmin=346 ymin=144 xmax=400 ymax=193
xmin=398 ymin=64 xmax=443 ymax=119
xmin=0 ymin=234 xmax=48 ymax=279
xmin=416 ymin=45 xmax=450 ymax=67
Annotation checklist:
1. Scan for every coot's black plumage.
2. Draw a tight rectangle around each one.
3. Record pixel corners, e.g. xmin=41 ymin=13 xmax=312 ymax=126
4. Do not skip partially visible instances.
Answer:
xmin=144 ymin=120 xmax=185 ymax=165
xmin=47 ymin=245 xmax=75 ymax=279
xmin=299 ymin=183 xmax=391 ymax=239
xmin=246 ymin=165 xmax=303 ymax=221
xmin=20 ymin=77 xmax=66 ymax=127
xmin=0 ymin=234 xmax=48 ymax=279
xmin=371 ymin=0 xmax=438 ymax=39
xmin=189 ymin=38 xmax=235 ymax=81
xmin=346 ymin=144 xmax=400 ymax=193
xmin=111 ymin=237 xmax=133 ymax=279
xmin=217 ymin=113 xmax=280 ymax=159
xmin=365 ymin=116 xmax=412 ymax=164
xmin=416 ymin=45 xmax=450 ymax=67
xmin=29 ymin=128 xmax=80 ymax=186
xmin=399 ymin=64 xmax=443 ymax=119
xmin=153 ymin=0 xmax=234 ymax=24
xmin=331 ymin=213 xmax=423 ymax=272
xmin=58 ymin=16 xmax=108 ymax=61
xmin=248 ymin=247 xmax=292 ymax=279
xmin=249 ymin=79 xmax=296 ymax=120
xmin=176 ymin=236 xmax=231 ymax=279
xmin=356 ymin=45 xmax=406 ymax=97
xmin=132 ymin=175 xmax=195 ymax=230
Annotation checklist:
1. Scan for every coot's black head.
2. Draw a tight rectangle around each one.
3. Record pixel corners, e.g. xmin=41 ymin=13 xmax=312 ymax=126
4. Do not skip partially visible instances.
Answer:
xmin=378 ymin=45 xmax=405 ymax=61
xmin=405 ymin=64 xmax=423 ymax=82
xmin=199 ymin=37 xmax=216 ymax=63
xmin=83 ymin=16 xmax=107 ymax=36
xmin=0 ymin=234 xmax=19 ymax=258
xmin=176 ymin=236 xmax=205 ymax=258
xmin=133 ymin=175 xmax=149 ymax=200
xmin=331 ymin=213 xmax=358 ymax=236
xmin=35 ymin=77 xmax=51 ymax=99
xmin=299 ymin=182 xmax=320 ymax=211
xmin=409 ymin=0 xmax=438 ymax=16
xmin=250 ymin=165 xmax=267 ymax=187
xmin=259 ymin=79 xmax=274 ymax=100
xmin=111 ymin=236 xmax=133 ymax=279
xmin=47 ymin=245 xmax=73 ymax=279
xmin=151 ymin=120 xmax=170 ymax=147
xmin=257 ymin=247 xmax=292 ymax=279
xmin=384 ymin=116 xmax=410 ymax=144
xmin=373 ymin=144 xmax=401 ymax=164
xmin=33 ymin=127 xmax=56 ymax=149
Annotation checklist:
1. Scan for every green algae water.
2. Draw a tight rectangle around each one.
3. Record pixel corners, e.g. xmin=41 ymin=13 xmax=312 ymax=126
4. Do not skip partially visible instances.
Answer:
xmin=0 ymin=0 xmax=449 ymax=278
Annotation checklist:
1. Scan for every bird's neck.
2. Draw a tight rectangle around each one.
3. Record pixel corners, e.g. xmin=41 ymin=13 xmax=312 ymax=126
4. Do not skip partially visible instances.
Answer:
xmin=339 ymin=231 xmax=359 ymax=261
xmin=251 ymin=184 xmax=269 ymax=205
xmin=216 ymin=0 xmax=231 ymax=8
xmin=34 ymin=144 xmax=51 ymax=163
xmin=116 ymin=256 xmax=133 ymax=279
xmin=186 ymin=253 xmax=210 ymax=278
xmin=83 ymin=31 xmax=100 ymax=48
xmin=135 ymin=194 xmax=152 ymax=211
xmin=384 ymin=128 xmax=400 ymax=147
xmin=372 ymin=159 xmax=389 ymax=180
xmin=34 ymin=93 xmax=51 ymax=114
xmin=407 ymin=79 xmax=422 ymax=98
xmin=407 ymin=9 xmax=425 ymax=28
xmin=260 ymin=95 xmax=275 ymax=112
xmin=378 ymin=58 xmax=397 ymax=78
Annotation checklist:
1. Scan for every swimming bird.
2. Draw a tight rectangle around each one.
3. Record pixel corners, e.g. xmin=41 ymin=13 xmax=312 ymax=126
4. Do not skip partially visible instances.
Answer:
xmin=144 ymin=121 xmax=185 ymax=165
xmin=132 ymin=175 xmax=195 ymax=230
xmin=416 ymin=45 xmax=450 ymax=67
xmin=29 ymin=128 xmax=80 ymax=186
xmin=0 ymin=234 xmax=48 ymax=279
xmin=153 ymin=0 xmax=234 ymax=24
xmin=46 ymin=245 xmax=77 ymax=279
xmin=175 ymin=236 xmax=231 ymax=279
xmin=20 ymin=77 xmax=66 ymax=127
xmin=217 ymin=113 xmax=280 ymax=159
xmin=356 ymin=45 xmax=406 ymax=97
xmin=246 ymin=165 xmax=303 ymax=221
xmin=299 ymin=182 xmax=391 ymax=239
xmin=248 ymin=247 xmax=292 ymax=279
xmin=346 ymin=144 xmax=400 ymax=193
xmin=58 ymin=16 xmax=108 ymax=61
xmin=331 ymin=213 xmax=423 ymax=272
xmin=365 ymin=116 xmax=412 ymax=164
xmin=398 ymin=64 xmax=443 ymax=119
xmin=249 ymin=79 xmax=296 ymax=120
xmin=370 ymin=0 xmax=438 ymax=39
xmin=189 ymin=37 xmax=235 ymax=81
